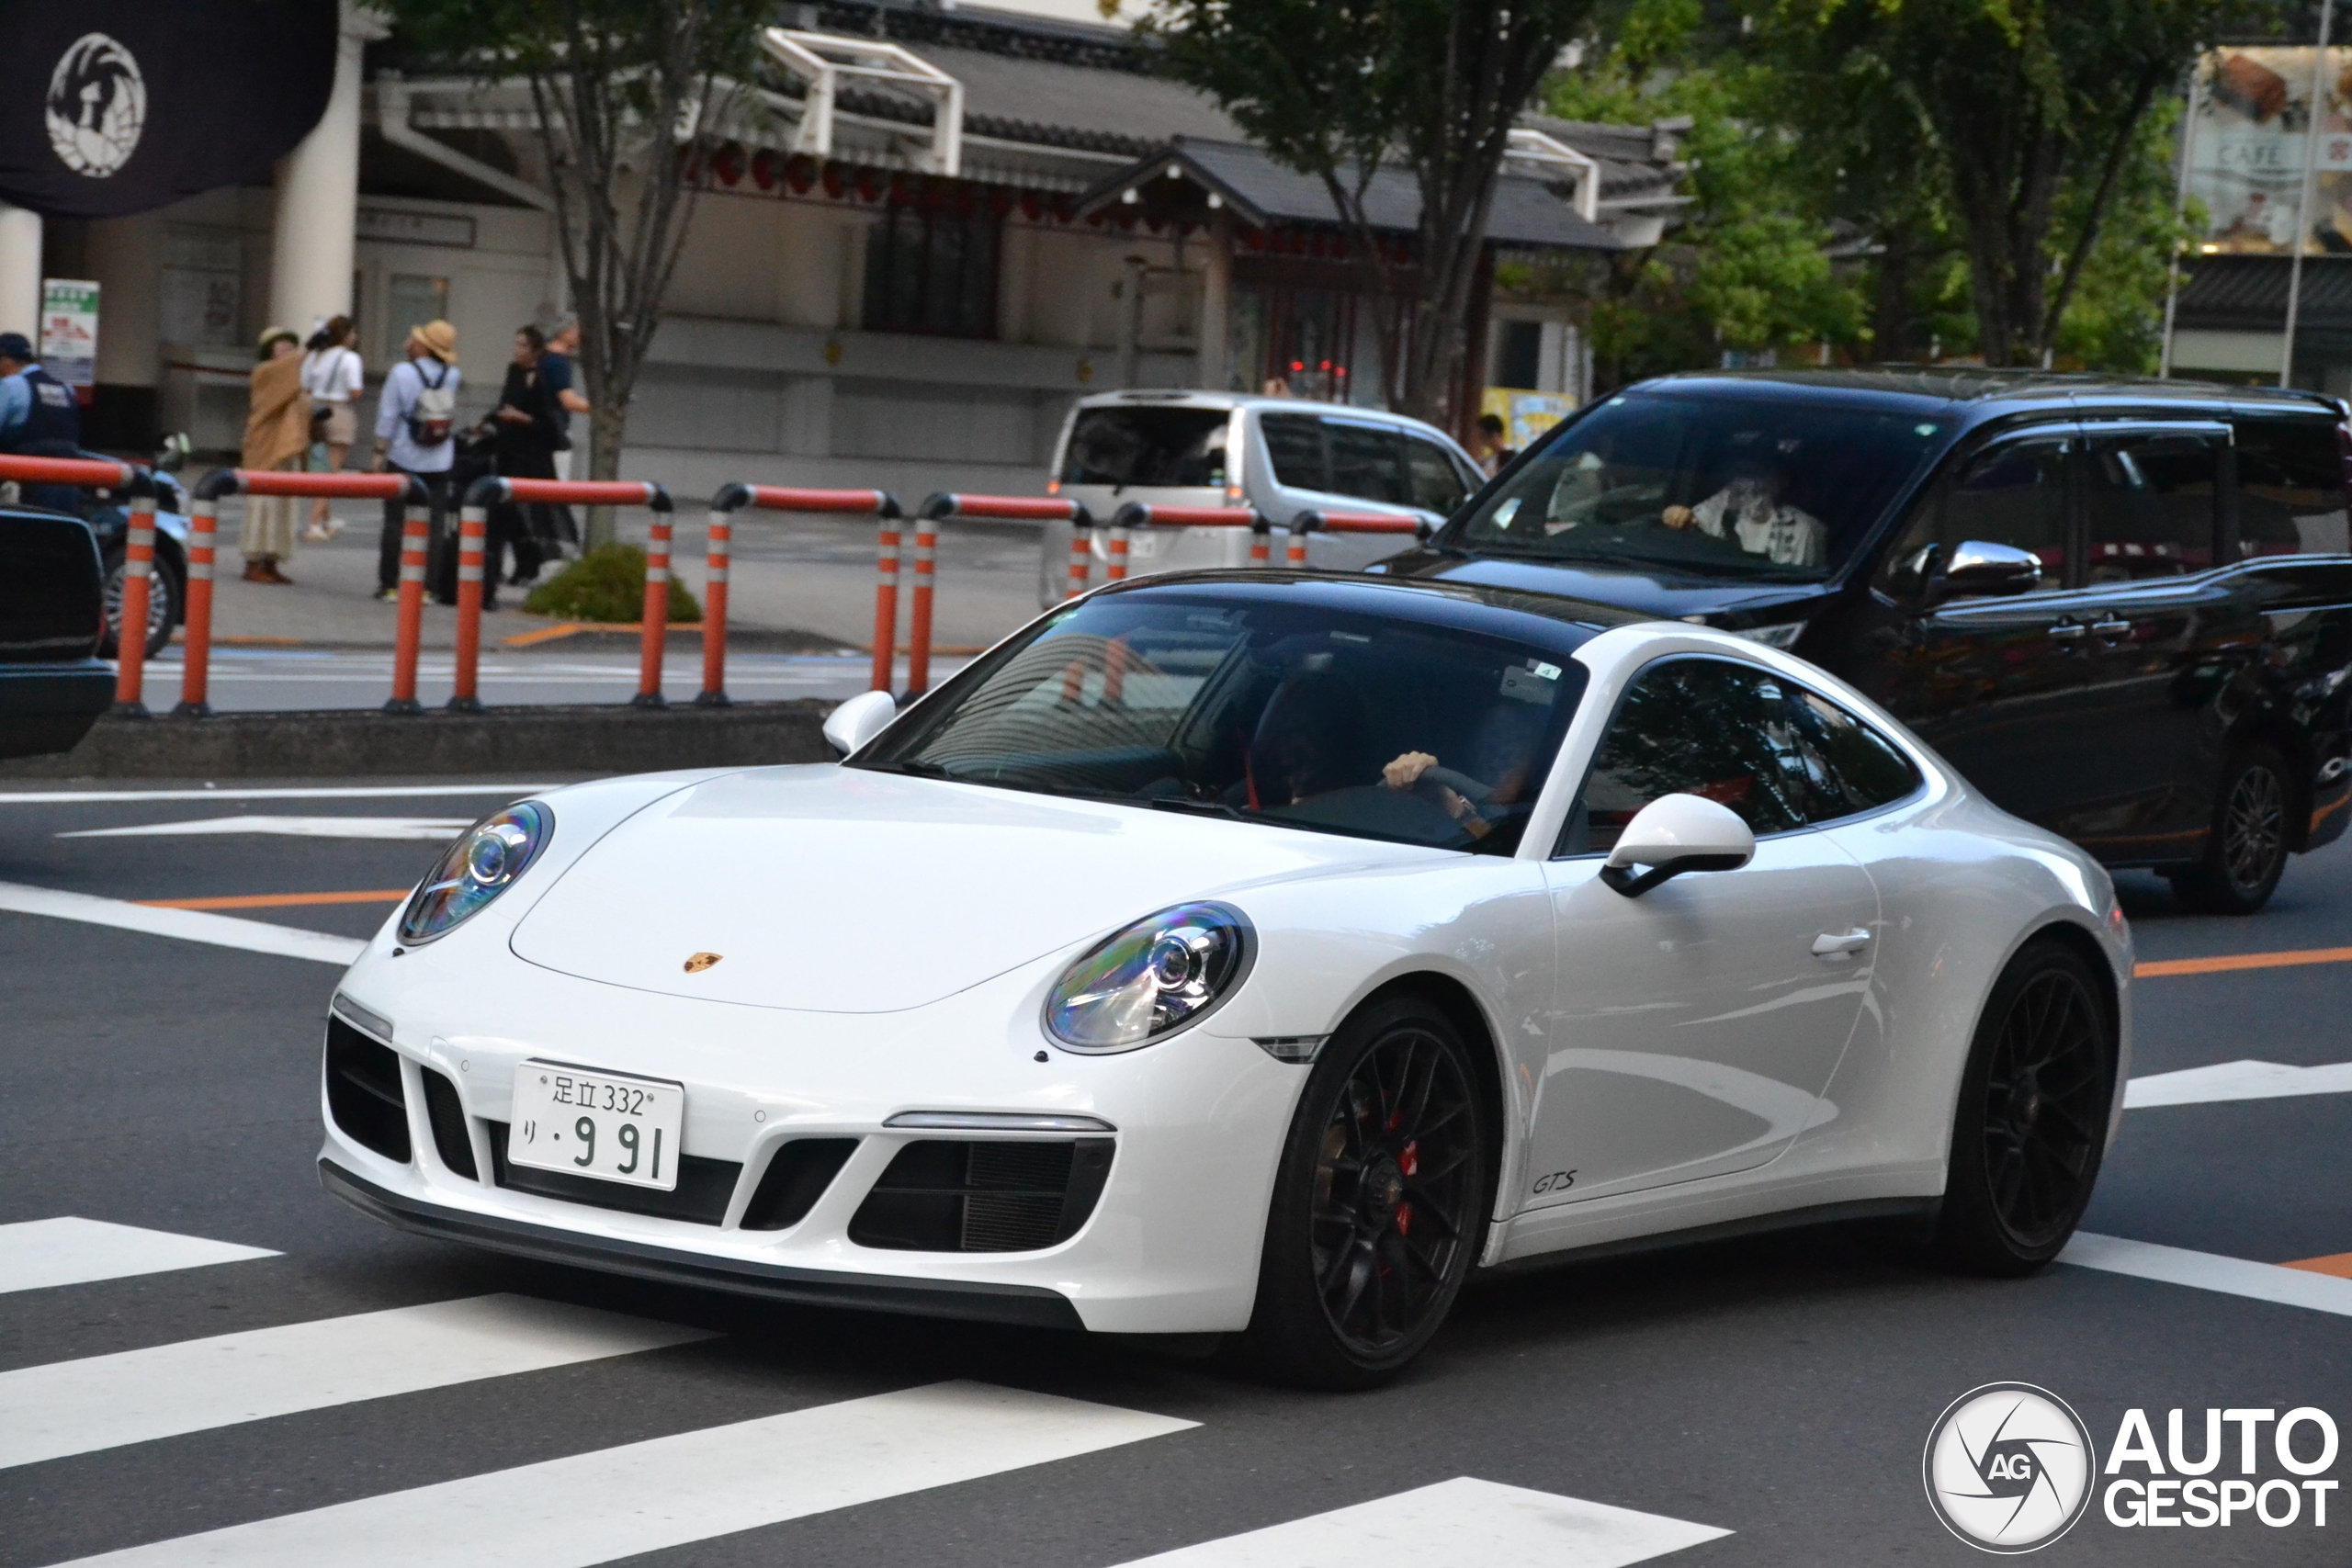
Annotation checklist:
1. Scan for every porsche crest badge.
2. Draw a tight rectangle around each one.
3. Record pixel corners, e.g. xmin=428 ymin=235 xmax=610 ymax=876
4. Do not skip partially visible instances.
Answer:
xmin=683 ymin=952 xmax=722 ymax=974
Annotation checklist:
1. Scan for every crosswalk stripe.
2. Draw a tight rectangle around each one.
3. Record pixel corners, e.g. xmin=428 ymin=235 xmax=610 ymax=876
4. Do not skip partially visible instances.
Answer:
xmin=0 ymin=880 xmax=364 ymax=965
xmin=0 ymin=1293 xmax=711 ymax=1471
xmin=50 ymin=1381 xmax=1194 ymax=1568
xmin=1110 ymin=1477 xmax=1730 ymax=1567
xmin=2060 ymin=1233 xmax=2352 ymax=1318
xmin=2124 ymin=1057 xmax=2352 ymax=1109
xmin=0 ymin=1218 xmax=277 ymax=1296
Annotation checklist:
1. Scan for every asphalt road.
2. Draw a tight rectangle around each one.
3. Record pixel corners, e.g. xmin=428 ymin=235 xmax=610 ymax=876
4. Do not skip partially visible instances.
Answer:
xmin=2 ymin=778 xmax=2348 ymax=1566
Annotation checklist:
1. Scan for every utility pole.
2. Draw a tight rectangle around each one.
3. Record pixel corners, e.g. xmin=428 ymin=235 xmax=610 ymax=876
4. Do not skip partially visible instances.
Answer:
xmin=2282 ymin=0 xmax=2336 ymax=389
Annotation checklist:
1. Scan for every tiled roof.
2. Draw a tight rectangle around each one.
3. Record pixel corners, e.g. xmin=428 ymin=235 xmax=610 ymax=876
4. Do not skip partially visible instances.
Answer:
xmin=1080 ymin=138 xmax=1623 ymax=252
xmin=2174 ymin=254 xmax=2352 ymax=327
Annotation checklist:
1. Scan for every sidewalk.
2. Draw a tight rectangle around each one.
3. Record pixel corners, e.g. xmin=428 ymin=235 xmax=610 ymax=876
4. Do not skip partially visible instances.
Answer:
xmin=187 ymin=502 xmax=1044 ymax=657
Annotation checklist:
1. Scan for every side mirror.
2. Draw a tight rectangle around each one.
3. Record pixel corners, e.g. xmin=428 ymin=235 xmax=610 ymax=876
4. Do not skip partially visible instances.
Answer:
xmin=822 ymin=689 xmax=898 ymax=758
xmin=1600 ymin=794 xmax=1757 ymax=897
xmin=1926 ymin=539 xmax=2042 ymax=605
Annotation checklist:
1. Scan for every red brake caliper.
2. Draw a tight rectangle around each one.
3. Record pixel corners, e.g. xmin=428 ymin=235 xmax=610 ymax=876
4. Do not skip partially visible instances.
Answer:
xmin=1396 ymin=1139 xmax=1419 ymax=1235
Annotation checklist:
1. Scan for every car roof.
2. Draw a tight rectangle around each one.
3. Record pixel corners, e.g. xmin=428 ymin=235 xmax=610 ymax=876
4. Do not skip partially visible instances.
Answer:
xmin=1622 ymin=367 xmax=2344 ymax=423
xmin=1091 ymin=568 xmax=1648 ymax=649
xmin=1071 ymin=389 xmax=1468 ymax=443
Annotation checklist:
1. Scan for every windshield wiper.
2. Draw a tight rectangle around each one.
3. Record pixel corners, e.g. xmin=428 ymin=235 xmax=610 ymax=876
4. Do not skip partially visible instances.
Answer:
xmin=867 ymin=758 xmax=953 ymax=779
xmin=1146 ymin=795 xmax=1248 ymax=821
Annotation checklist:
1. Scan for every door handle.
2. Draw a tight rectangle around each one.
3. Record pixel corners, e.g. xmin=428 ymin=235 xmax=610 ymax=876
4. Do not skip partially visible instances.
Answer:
xmin=2045 ymin=622 xmax=2086 ymax=642
xmin=1812 ymin=929 xmax=1873 ymax=960
xmin=2090 ymin=618 xmax=2132 ymax=637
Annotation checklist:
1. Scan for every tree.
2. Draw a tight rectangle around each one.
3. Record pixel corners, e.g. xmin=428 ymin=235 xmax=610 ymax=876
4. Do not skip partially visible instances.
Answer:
xmin=385 ymin=0 xmax=764 ymax=534
xmin=1781 ymin=0 xmax=2256 ymax=367
xmin=1141 ymin=0 xmax=1604 ymax=424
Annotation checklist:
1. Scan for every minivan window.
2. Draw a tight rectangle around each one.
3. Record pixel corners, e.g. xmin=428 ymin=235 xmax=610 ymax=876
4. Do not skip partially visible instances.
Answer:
xmin=2085 ymin=434 xmax=2218 ymax=581
xmin=1327 ymin=420 xmax=1408 ymax=504
xmin=1883 ymin=437 xmax=2071 ymax=585
xmin=1451 ymin=392 xmax=1952 ymax=581
xmin=1261 ymin=413 xmax=1327 ymax=491
xmin=2237 ymin=419 xmax=2349 ymax=558
xmin=1060 ymin=407 xmax=1230 ymax=488
xmin=1407 ymin=436 xmax=1470 ymax=513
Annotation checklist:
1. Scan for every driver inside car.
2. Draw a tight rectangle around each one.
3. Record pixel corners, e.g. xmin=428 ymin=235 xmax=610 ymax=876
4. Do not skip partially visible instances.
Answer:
xmin=1658 ymin=457 xmax=1828 ymax=568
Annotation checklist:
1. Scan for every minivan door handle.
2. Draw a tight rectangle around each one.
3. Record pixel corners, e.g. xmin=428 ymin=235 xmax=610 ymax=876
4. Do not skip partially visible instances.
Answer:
xmin=2045 ymin=621 xmax=2086 ymax=642
xmin=2090 ymin=618 xmax=2132 ymax=637
xmin=1812 ymin=929 xmax=1873 ymax=961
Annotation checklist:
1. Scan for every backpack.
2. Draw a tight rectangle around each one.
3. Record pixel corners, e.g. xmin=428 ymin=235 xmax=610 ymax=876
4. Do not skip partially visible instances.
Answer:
xmin=406 ymin=359 xmax=456 ymax=446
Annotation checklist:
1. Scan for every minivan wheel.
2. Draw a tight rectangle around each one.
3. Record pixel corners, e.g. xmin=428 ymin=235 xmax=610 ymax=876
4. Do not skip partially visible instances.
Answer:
xmin=2169 ymin=743 xmax=2290 ymax=915
xmin=1239 ymin=997 xmax=1490 ymax=1390
xmin=1930 ymin=940 xmax=2115 ymax=1275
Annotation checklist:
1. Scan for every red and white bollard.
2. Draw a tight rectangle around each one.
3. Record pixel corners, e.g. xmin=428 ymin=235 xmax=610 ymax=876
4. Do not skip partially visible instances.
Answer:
xmin=908 ymin=508 xmax=940 ymax=696
xmin=111 ymin=489 xmax=157 ymax=716
xmin=449 ymin=502 xmax=487 ymax=713
xmin=698 ymin=505 xmax=730 ymax=707
xmin=870 ymin=511 xmax=904 ymax=694
xmin=636 ymin=502 xmax=673 ymax=709
xmin=388 ymin=502 xmax=431 ymax=714
xmin=174 ymin=497 xmax=218 ymax=717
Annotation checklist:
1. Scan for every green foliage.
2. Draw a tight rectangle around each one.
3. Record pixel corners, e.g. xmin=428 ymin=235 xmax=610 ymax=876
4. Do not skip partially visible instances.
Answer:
xmin=525 ymin=544 xmax=701 ymax=624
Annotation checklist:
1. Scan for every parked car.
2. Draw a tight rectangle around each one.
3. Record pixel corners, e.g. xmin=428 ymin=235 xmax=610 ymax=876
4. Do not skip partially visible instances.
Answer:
xmin=1035 ymin=390 xmax=1483 ymax=605
xmin=0 ymin=505 xmax=117 ymax=761
xmin=323 ymin=574 xmax=2130 ymax=1386
xmin=1383 ymin=369 xmax=2352 ymax=913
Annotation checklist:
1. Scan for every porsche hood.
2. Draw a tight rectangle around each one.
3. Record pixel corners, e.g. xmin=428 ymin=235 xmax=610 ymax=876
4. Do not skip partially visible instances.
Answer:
xmin=508 ymin=764 xmax=1427 ymax=1013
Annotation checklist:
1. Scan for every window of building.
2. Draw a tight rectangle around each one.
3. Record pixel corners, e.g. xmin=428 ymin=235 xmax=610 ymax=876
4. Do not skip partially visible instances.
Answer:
xmin=863 ymin=205 xmax=1000 ymax=338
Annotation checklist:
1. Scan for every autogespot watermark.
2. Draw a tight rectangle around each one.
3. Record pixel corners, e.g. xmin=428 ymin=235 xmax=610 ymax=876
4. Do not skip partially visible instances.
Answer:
xmin=1925 ymin=1384 xmax=2342 ymax=1551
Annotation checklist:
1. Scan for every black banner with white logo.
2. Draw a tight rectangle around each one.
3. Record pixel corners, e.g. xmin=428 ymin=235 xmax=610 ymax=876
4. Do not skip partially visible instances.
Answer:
xmin=0 ymin=2 xmax=337 ymax=219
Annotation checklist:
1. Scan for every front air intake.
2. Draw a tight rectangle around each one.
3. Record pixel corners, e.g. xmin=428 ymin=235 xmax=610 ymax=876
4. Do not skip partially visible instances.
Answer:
xmin=324 ymin=1015 xmax=410 ymax=1163
xmin=419 ymin=1067 xmax=478 ymax=1179
xmin=848 ymin=1138 xmax=1114 ymax=1252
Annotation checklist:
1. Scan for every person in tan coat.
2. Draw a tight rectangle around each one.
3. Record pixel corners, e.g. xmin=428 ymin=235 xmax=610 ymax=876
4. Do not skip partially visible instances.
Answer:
xmin=242 ymin=327 xmax=311 ymax=583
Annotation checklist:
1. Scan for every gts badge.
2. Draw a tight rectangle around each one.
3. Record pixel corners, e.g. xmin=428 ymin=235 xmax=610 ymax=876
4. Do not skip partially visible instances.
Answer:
xmin=1532 ymin=1168 xmax=1577 ymax=1194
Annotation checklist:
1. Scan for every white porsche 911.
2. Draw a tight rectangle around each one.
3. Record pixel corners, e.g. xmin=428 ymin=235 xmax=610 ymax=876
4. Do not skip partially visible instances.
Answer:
xmin=321 ymin=573 xmax=2132 ymax=1387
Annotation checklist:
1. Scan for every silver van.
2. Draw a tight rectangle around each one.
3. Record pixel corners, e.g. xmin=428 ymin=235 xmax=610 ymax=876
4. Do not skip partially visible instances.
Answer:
xmin=1035 ymin=390 xmax=1486 ymax=606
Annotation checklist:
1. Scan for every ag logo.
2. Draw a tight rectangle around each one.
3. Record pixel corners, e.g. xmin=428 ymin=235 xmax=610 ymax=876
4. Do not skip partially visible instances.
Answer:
xmin=1924 ymin=1382 xmax=2097 ymax=1553
xmin=48 ymin=34 xmax=146 ymax=178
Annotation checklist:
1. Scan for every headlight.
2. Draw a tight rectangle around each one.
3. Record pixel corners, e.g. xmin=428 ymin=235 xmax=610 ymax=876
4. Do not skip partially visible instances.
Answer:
xmin=1045 ymin=901 xmax=1253 ymax=1052
xmin=399 ymin=801 xmax=553 ymax=944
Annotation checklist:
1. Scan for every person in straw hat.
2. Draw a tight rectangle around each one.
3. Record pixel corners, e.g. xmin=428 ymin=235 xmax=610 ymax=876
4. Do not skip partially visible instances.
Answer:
xmin=240 ymin=327 xmax=310 ymax=583
xmin=370 ymin=320 xmax=462 ymax=602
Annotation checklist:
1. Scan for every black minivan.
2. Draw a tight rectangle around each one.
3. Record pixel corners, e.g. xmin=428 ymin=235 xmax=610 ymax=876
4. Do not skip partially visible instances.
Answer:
xmin=1385 ymin=369 xmax=2352 ymax=913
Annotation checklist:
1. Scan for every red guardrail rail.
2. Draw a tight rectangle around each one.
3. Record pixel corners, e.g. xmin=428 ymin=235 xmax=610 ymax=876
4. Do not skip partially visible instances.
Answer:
xmin=189 ymin=469 xmax=429 ymax=716
xmin=712 ymin=484 xmax=905 ymax=701
xmin=463 ymin=478 xmax=672 ymax=709
xmin=1111 ymin=502 xmax=1271 ymax=571
xmin=1285 ymin=507 xmax=1434 ymax=566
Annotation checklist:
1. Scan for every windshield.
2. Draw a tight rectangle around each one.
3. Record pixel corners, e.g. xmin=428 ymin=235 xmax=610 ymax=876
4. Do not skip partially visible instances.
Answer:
xmin=858 ymin=589 xmax=1589 ymax=853
xmin=1447 ymin=391 xmax=1952 ymax=580
xmin=1059 ymin=406 xmax=1231 ymax=489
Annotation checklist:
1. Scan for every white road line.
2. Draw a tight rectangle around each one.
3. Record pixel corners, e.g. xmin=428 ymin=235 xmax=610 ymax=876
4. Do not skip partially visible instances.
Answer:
xmin=52 ymin=1381 xmax=1193 ymax=1568
xmin=1111 ymin=1478 xmax=1729 ymax=1567
xmin=2060 ymin=1233 xmax=2352 ymax=1318
xmin=2125 ymin=1058 xmax=2352 ymax=1109
xmin=0 ymin=1293 xmax=711 ymax=1472
xmin=0 ymin=784 xmax=554 ymax=805
xmin=0 ymin=1218 xmax=277 ymax=1296
xmin=60 ymin=816 xmax=470 ymax=841
xmin=0 ymin=881 xmax=363 ymax=965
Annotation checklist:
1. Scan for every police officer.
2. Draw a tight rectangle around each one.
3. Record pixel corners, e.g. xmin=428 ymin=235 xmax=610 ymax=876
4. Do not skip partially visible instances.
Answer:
xmin=0 ymin=332 xmax=86 ymax=510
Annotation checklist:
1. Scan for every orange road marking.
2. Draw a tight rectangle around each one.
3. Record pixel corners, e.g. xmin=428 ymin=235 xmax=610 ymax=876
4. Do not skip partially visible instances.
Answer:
xmin=134 ymin=889 xmax=410 ymax=912
xmin=2134 ymin=946 xmax=2352 ymax=978
xmin=2282 ymin=1253 xmax=2352 ymax=1279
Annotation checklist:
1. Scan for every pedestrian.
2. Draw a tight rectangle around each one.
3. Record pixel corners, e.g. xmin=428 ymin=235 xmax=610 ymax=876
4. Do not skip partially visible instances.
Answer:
xmin=0 ymin=331 xmax=85 ymax=510
xmin=370 ymin=320 xmax=461 ymax=604
xmin=485 ymin=324 xmax=562 ymax=588
xmin=300 ymin=315 xmax=363 ymax=542
xmin=539 ymin=315 xmax=591 ymax=491
xmin=240 ymin=327 xmax=311 ymax=584
xmin=1474 ymin=412 xmax=1517 ymax=477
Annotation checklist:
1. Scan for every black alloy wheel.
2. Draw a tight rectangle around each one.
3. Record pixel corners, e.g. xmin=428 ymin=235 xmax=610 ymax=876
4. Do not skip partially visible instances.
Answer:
xmin=2170 ymin=743 xmax=2290 ymax=915
xmin=100 ymin=549 xmax=178 ymax=661
xmin=1242 ymin=996 xmax=1490 ymax=1389
xmin=1931 ymin=941 xmax=2115 ymax=1274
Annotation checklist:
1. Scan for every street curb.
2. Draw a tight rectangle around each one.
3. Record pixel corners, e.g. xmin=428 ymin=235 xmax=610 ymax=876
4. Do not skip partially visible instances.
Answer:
xmin=0 ymin=702 xmax=838 ymax=780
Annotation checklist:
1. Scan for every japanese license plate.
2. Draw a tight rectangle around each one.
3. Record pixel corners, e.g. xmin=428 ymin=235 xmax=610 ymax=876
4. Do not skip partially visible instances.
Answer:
xmin=508 ymin=1062 xmax=684 ymax=1191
